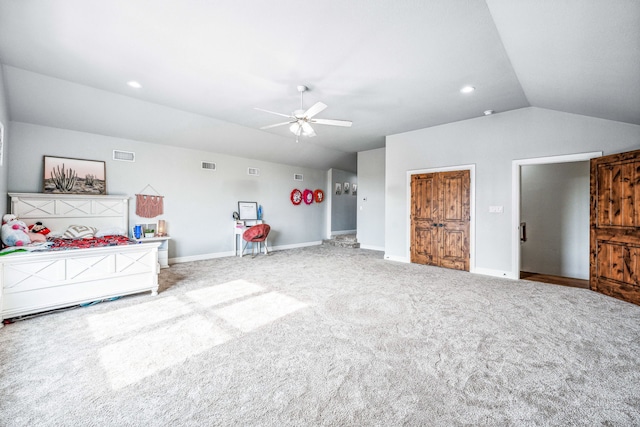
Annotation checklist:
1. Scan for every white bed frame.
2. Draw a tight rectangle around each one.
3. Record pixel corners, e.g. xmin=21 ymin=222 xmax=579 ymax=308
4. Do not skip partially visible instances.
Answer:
xmin=0 ymin=193 xmax=160 ymax=327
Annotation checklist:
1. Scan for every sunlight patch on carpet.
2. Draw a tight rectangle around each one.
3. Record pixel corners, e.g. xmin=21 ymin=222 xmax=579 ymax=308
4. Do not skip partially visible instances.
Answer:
xmin=185 ymin=279 xmax=264 ymax=307
xmin=99 ymin=314 xmax=230 ymax=390
xmin=214 ymin=291 xmax=308 ymax=332
xmin=87 ymin=296 xmax=192 ymax=341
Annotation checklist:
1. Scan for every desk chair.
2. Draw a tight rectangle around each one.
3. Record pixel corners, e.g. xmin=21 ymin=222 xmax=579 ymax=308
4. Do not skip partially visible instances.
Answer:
xmin=242 ymin=223 xmax=270 ymax=258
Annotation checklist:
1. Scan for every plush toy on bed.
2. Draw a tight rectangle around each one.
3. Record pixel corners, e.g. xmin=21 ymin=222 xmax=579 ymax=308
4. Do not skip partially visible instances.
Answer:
xmin=29 ymin=221 xmax=51 ymax=235
xmin=27 ymin=221 xmax=50 ymax=243
xmin=1 ymin=214 xmax=31 ymax=247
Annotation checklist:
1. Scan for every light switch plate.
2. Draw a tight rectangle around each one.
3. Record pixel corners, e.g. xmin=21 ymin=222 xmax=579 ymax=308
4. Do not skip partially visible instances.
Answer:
xmin=489 ymin=205 xmax=504 ymax=213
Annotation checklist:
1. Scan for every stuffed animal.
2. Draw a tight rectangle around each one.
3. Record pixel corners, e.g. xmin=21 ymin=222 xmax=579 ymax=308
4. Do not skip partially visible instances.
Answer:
xmin=28 ymin=221 xmax=50 ymax=243
xmin=29 ymin=221 xmax=51 ymax=235
xmin=1 ymin=214 xmax=31 ymax=247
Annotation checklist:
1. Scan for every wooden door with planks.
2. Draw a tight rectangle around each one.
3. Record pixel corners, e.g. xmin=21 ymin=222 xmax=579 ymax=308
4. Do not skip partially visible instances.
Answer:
xmin=411 ymin=170 xmax=470 ymax=271
xmin=591 ymin=149 xmax=640 ymax=305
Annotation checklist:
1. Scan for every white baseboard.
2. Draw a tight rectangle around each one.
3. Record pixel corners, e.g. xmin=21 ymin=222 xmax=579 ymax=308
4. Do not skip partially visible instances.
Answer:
xmin=168 ymin=241 xmax=323 ymax=265
xmin=169 ymin=251 xmax=234 ymax=264
xmin=360 ymin=244 xmax=385 ymax=251
xmin=472 ymin=267 xmax=516 ymax=279
xmin=384 ymin=254 xmax=409 ymax=263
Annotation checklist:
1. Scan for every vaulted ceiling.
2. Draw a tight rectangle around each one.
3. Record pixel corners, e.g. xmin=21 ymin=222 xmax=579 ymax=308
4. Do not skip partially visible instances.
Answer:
xmin=0 ymin=0 xmax=638 ymax=171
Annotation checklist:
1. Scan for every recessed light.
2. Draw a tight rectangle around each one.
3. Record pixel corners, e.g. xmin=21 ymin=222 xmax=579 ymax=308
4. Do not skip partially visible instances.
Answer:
xmin=460 ymin=86 xmax=475 ymax=94
xmin=484 ymin=109 xmax=495 ymax=116
xmin=127 ymin=81 xmax=142 ymax=89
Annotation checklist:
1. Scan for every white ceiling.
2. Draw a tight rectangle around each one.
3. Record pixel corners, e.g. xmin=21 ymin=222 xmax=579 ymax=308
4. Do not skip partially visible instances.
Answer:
xmin=0 ymin=0 xmax=638 ymax=171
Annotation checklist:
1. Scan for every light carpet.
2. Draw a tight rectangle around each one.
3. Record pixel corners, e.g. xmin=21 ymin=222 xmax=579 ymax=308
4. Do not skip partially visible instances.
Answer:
xmin=1 ymin=245 xmax=639 ymax=426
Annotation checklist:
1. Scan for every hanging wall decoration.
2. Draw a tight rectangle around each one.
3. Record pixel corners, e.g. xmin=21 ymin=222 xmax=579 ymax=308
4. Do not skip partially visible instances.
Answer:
xmin=136 ymin=184 xmax=164 ymax=218
xmin=334 ymin=182 xmax=342 ymax=195
xmin=43 ymin=156 xmax=106 ymax=195
xmin=290 ymin=188 xmax=302 ymax=205
xmin=303 ymin=189 xmax=313 ymax=205
xmin=314 ymin=189 xmax=324 ymax=203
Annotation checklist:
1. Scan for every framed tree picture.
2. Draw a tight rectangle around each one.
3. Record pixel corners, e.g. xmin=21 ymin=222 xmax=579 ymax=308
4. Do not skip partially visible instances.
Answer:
xmin=344 ymin=182 xmax=350 ymax=194
xmin=43 ymin=156 xmax=106 ymax=194
xmin=334 ymin=182 xmax=342 ymax=195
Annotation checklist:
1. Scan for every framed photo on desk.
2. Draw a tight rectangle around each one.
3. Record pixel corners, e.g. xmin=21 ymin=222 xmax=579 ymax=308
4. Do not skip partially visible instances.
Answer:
xmin=238 ymin=201 xmax=258 ymax=220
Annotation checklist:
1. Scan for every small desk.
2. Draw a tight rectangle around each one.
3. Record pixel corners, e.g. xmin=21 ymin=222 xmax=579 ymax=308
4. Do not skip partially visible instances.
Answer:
xmin=233 ymin=220 xmax=264 ymax=257
xmin=134 ymin=236 xmax=171 ymax=268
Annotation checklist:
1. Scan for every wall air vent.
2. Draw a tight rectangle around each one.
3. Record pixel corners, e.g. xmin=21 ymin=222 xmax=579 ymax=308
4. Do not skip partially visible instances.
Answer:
xmin=113 ymin=150 xmax=135 ymax=162
xmin=201 ymin=161 xmax=217 ymax=171
xmin=248 ymin=167 xmax=260 ymax=176
xmin=294 ymin=173 xmax=304 ymax=181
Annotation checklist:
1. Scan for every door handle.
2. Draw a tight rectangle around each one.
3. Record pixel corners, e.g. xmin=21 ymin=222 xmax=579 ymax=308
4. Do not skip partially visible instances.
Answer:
xmin=520 ymin=222 xmax=527 ymax=242
xmin=432 ymin=223 xmax=445 ymax=227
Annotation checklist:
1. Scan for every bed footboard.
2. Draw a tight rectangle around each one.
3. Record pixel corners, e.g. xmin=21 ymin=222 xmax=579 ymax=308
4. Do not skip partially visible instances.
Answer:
xmin=0 ymin=242 xmax=160 ymax=326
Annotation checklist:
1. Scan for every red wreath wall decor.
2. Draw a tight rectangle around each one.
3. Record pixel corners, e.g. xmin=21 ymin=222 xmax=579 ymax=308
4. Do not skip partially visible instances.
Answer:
xmin=314 ymin=189 xmax=325 ymax=203
xmin=290 ymin=189 xmax=302 ymax=205
xmin=303 ymin=189 xmax=314 ymax=205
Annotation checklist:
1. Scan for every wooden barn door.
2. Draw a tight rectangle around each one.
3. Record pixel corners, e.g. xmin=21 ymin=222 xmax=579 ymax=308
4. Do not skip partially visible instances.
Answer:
xmin=591 ymin=149 xmax=640 ymax=305
xmin=411 ymin=170 xmax=470 ymax=271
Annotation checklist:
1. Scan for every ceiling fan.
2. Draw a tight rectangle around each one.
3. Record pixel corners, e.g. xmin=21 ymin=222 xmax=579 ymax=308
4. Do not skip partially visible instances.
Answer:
xmin=256 ymin=85 xmax=352 ymax=142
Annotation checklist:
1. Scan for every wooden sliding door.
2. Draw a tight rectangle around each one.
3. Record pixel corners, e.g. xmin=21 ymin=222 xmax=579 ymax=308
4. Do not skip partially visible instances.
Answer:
xmin=591 ymin=149 xmax=640 ymax=305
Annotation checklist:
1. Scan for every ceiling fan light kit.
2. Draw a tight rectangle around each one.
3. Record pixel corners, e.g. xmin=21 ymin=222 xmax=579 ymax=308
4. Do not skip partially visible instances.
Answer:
xmin=257 ymin=85 xmax=352 ymax=142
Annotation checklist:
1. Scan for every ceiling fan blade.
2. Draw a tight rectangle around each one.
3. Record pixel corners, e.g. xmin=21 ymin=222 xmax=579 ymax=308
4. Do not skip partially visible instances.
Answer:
xmin=260 ymin=121 xmax=294 ymax=130
xmin=301 ymin=122 xmax=316 ymax=137
xmin=254 ymin=107 xmax=293 ymax=119
xmin=310 ymin=118 xmax=353 ymax=127
xmin=303 ymin=102 xmax=327 ymax=119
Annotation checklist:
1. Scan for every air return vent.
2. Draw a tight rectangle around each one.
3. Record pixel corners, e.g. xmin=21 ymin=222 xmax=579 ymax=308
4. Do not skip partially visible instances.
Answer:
xmin=294 ymin=173 xmax=304 ymax=181
xmin=201 ymin=161 xmax=216 ymax=171
xmin=113 ymin=150 xmax=135 ymax=162
xmin=247 ymin=167 xmax=260 ymax=176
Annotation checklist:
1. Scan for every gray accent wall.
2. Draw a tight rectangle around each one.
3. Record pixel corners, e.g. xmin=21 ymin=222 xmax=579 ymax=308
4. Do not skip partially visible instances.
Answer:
xmin=329 ymin=168 xmax=357 ymax=234
xmin=520 ymin=162 xmax=590 ymax=279
xmin=0 ymin=66 xmax=9 ymax=216
xmin=7 ymin=122 xmax=328 ymax=260
xmin=385 ymin=107 xmax=640 ymax=275
xmin=357 ymin=148 xmax=385 ymax=250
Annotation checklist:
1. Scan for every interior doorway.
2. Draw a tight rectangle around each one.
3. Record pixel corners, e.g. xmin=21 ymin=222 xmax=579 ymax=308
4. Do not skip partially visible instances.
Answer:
xmin=511 ymin=152 xmax=602 ymax=285
xmin=520 ymin=161 xmax=590 ymax=287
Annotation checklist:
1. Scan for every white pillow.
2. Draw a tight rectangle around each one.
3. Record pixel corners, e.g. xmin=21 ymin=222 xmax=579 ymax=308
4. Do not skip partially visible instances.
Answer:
xmin=95 ymin=227 xmax=126 ymax=238
xmin=47 ymin=230 xmax=63 ymax=238
xmin=63 ymin=225 xmax=97 ymax=239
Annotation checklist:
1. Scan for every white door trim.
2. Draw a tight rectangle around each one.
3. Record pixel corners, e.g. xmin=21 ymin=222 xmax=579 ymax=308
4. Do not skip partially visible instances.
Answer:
xmin=511 ymin=151 xmax=602 ymax=280
xmin=406 ymin=164 xmax=476 ymax=272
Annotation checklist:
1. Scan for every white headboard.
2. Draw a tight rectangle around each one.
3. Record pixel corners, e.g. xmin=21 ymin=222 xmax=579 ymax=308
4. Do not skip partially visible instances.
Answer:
xmin=9 ymin=193 xmax=129 ymax=234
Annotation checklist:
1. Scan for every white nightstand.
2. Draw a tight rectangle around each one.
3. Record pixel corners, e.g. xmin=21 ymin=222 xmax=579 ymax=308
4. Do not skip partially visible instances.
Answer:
xmin=134 ymin=236 xmax=171 ymax=268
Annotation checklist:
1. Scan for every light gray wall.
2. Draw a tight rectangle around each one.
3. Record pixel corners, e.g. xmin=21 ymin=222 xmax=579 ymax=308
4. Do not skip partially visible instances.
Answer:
xmin=8 ymin=122 xmax=328 ymax=260
xmin=357 ymin=147 xmax=385 ymax=250
xmin=386 ymin=107 xmax=640 ymax=275
xmin=329 ymin=168 xmax=357 ymax=233
xmin=520 ymin=161 xmax=590 ymax=279
xmin=0 ymin=65 xmax=10 ymax=216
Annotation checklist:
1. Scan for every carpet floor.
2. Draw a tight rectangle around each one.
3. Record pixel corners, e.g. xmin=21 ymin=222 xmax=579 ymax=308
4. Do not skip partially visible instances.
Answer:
xmin=1 ymin=245 xmax=639 ymax=426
